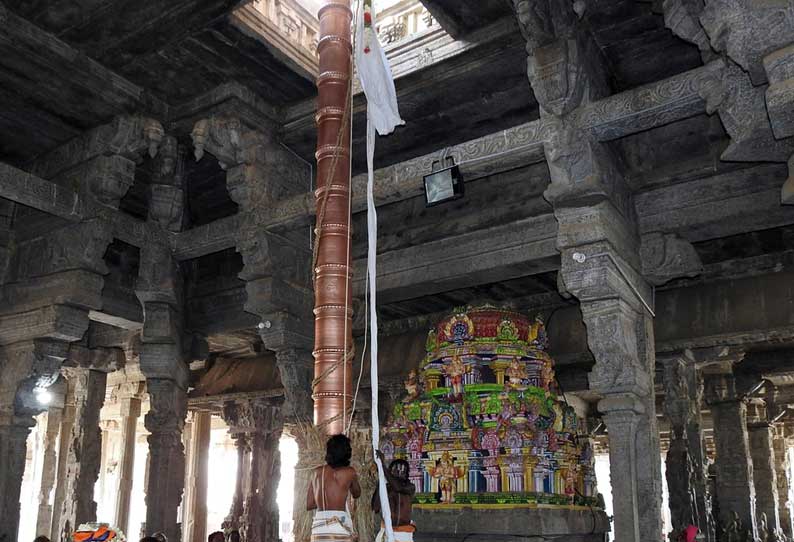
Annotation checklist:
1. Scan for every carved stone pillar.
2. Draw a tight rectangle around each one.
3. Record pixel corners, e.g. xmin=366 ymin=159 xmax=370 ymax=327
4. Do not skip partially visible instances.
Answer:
xmin=57 ymin=367 xmax=108 ymax=542
xmin=706 ymin=373 xmax=758 ymax=539
xmin=183 ymin=410 xmax=211 ymax=542
xmin=36 ymin=406 xmax=63 ymax=537
xmin=189 ymin=117 xmax=314 ymax=428
xmin=51 ymin=389 xmax=76 ymax=541
xmin=661 ymin=353 xmax=715 ymax=541
xmin=143 ymin=379 xmax=187 ymax=542
xmin=115 ymin=383 xmax=144 ymax=534
xmin=240 ymin=401 xmax=284 ymax=542
xmin=137 ymin=235 xmax=189 ymax=541
xmin=222 ymin=400 xmax=251 ymax=535
xmin=0 ymin=340 xmax=71 ymax=542
xmin=747 ymin=402 xmax=782 ymax=536
xmin=773 ymin=425 xmax=793 ymax=539
xmin=0 ymin=416 xmax=35 ymax=542
xmin=559 ymin=241 xmax=664 ymax=542
xmin=223 ymin=432 xmax=250 ymax=534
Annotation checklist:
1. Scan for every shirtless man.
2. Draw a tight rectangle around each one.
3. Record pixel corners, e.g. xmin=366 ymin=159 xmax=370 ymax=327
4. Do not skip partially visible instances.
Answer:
xmin=307 ymin=434 xmax=362 ymax=542
xmin=373 ymin=450 xmax=416 ymax=542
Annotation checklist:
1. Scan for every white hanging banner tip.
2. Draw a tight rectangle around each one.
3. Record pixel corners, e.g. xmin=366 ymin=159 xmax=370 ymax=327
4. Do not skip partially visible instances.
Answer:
xmin=355 ymin=0 xmax=405 ymax=136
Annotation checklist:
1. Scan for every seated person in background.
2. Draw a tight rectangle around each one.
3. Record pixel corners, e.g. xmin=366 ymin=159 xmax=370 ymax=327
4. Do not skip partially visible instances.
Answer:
xmin=373 ymin=450 xmax=416 ymax=542
xmin=207 ymin=532 xmax=224 ymax=542
xmin=307 ymin=434 xmax=362 ymax=542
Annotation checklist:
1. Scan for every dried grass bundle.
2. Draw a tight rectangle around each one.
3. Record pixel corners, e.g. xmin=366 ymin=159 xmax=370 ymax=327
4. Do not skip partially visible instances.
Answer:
xmin=292 ymin=423 xmax=378 ymax=542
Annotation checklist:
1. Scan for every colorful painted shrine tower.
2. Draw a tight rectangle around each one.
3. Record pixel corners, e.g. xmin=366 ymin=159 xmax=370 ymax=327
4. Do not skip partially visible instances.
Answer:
xmin=382 ymin=306 xmax=599 ymax=507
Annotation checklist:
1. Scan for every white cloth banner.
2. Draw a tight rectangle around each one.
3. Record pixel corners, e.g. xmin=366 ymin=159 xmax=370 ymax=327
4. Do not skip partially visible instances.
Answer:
xmin=355 ymin=1 xmax=404 ymax=542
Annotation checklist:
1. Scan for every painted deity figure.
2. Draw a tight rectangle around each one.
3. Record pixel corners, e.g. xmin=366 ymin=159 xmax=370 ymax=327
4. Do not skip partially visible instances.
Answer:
xmin=443 ymin=356 xmax=468 ymax=396
xmin=506 ymin=357 xmax=528 ymax=389
xmin=404 ymin=369 xmax=421 ymax=401
xmin=431 ymin=451 xmax=464 ymax=503
xmin=564 ymin=467 xmax=577 ymax=503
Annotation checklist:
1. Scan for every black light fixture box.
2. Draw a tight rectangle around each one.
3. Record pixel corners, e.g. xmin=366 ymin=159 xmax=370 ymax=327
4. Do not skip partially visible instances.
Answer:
xmin=423 ymin=156 xmax=464 ymax=207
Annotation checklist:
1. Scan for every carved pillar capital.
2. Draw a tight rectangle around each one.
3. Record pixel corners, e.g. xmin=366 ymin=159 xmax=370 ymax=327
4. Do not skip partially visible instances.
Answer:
xmin=578 ymin=298 xmax=653 ymax=397
xmin=273 ymin=347 xmax=313 ymax=423
xmin=660 ymin=351 xmax=698 ymax=433
xmin=698 ymin=58 xmax=794 ymax=162
xmin=1 ymin=339 xmax=71 ymax=422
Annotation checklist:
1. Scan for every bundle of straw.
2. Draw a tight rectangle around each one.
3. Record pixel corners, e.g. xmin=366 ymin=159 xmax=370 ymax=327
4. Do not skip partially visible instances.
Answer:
xmin=292 ymin=423 xmax=378 ymax=542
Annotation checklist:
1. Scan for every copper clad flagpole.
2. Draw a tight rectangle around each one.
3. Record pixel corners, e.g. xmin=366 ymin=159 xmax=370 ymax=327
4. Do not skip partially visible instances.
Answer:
xmin=313 ymin=0 xmax=353 ymax=435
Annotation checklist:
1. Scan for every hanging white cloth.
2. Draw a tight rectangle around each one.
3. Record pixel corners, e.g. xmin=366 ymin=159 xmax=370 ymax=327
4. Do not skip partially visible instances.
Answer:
xmin=354 ymin=1 xmax=404 ymax=541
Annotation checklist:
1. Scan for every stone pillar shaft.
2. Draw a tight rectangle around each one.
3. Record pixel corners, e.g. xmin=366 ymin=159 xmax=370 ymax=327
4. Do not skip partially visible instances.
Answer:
xmin=773 ymin=428 xmax=793 ymax=538
xmin=36 ymin=407 xmax=63 ymax=537
xmin=711 ymin=397 xmax=758 ymax=538
xmin=224 ymin=433 xmax=250 ymax=533
xmin=661 ymin=355 xmax=715 ymax=541
xmin=144 ymin=378 xmax=187 ymax=542
xmin=0 ymin=419 xmax=35 ymax=542
xmin=115 ymin=394 xmax=142 ymax=534
xmin=601 ymin=398 xmax=643 ymax=541
xmin=240 ymin=406 xmax=283 ymax=542
xmin=748 ymin=420 xmax=781 ymax=533
xmin=576 ymin=296 xmax=663 ymax=542
xmin=184 ymin=411 xmax=211 ymax=542
xmin=58 ymin=368 xmax=108 ymax=542
xmin=51 ymin=400 xmax=76 ymax=541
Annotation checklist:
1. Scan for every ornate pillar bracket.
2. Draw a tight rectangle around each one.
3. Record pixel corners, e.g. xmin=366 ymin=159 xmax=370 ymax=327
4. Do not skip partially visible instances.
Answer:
xmin=764 ymin=44 xmax=794 ymax=205
xmin=705 ymin=370 xmax=760 ymax=540
xmin=697 ymin=58 xmax=794 ymax=163
xmin=148 ymin=136 xmax=185 ymax=232
xmin=695 ymin=0 xmax=794 ymax=203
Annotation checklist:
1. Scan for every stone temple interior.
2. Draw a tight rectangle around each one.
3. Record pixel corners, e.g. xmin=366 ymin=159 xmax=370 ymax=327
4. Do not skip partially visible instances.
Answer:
xmin=2 ymin=0 xmax=794 ymax=541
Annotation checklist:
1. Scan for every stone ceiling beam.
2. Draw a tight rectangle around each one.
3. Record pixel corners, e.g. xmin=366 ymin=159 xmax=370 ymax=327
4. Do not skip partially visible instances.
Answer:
xmin=352 ymin=214 xmax=560 ymax=302
xmin=176 ymin=62 xmax=724 ymax=261
xmin=636 ymin=163 xmax=794 ymax=242
xmin=0 ymin=161 xmax=167 ymax=249
xmin=0 ymin=8 xmax=167 ymax=127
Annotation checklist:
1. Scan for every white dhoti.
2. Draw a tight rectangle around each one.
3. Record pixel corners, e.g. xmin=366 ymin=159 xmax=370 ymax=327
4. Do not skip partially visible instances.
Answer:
xmin=311 ymin=510 xmax=355 ymax=542
xmin=375 ymin=524 xmax=415 ymax=542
